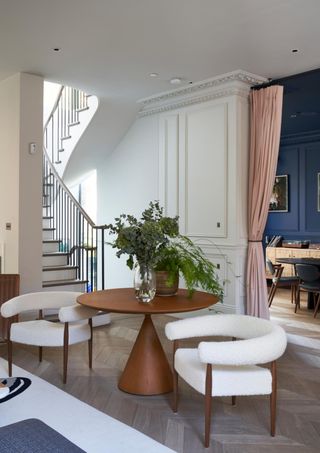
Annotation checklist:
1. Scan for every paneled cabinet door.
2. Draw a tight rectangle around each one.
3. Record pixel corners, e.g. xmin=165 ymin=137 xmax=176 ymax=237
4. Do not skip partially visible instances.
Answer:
xmin=160 ymin=102 xmax=228 ymax=239
xmin=179 ymin=102 xmax=228 ymax=238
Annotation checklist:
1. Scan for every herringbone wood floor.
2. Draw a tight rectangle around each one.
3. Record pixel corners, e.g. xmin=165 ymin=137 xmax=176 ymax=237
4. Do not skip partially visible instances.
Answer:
xmin=1 ymin=296 xmax=320 ymax=452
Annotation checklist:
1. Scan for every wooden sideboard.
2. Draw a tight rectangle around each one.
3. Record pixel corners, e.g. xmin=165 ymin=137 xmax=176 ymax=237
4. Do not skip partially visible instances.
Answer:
xmin=266 ymin=247 xmax=320 ymax=276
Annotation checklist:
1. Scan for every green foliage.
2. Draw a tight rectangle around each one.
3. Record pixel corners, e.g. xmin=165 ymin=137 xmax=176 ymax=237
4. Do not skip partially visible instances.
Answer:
xmin=106 ymin=201 xmax=179 ymax=269
xmin=106 ymin=201 xmax=223 ymax=300
xmin=155 ymin=236 xmax=223 ymax=299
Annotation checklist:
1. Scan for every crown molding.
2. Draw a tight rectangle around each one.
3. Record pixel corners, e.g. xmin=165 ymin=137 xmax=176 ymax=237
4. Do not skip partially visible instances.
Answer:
xmin=138 ymin=70 xmax=267 ymax=117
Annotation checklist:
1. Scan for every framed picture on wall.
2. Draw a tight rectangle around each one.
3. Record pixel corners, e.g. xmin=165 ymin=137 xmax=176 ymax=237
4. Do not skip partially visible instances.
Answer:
xmin=317 ymin=173 xmax=320 ymax=212
xmin=269 ymin=175 xmax=288 ymax=212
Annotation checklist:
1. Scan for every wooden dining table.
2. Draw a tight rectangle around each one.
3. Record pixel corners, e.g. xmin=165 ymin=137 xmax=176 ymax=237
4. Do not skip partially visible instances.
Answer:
xmin=276 ymin=257 xmax=320 ymax=267
xmin=77 ymin=288 xmax=218 ymax=396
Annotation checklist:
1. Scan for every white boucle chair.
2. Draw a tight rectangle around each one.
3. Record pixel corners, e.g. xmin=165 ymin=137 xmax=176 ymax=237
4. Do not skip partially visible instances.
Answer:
xmin=0 ymin=291 xmax=99 ymax=384
xmin=165 ymin=314 xmax=287 ymax=448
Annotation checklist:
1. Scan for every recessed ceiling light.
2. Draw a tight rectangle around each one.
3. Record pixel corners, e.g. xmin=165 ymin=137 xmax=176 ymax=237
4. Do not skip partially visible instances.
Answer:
xmin=149 ymin=72 xmax=159 ymax=78
xmin=52 ymin=47 xmax=61 ymax=52
xmin=170 ymin=77 xmax=183 ymax=85
xmin=291 ymin=49 xmax=298 ymax=53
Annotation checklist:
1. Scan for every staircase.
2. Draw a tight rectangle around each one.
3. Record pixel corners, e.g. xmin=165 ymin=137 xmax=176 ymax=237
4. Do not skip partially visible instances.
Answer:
xmin=42 ymin=232 xmax=86 ymax=292
xmin=42 ymin=86 xmax=106 ymax=292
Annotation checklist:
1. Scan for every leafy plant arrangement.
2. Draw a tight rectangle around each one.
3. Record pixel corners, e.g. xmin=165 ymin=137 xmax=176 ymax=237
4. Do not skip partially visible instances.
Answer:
xmin=155 ymin=237 xmax=223 ymax=298
xmin=106 ymin=201 xmax=179 ymax=270
xmin=106 ymin=201 xmax=223 ymax=299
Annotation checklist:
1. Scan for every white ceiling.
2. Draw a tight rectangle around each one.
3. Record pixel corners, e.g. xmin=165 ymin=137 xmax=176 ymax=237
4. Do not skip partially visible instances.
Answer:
xmin=1 ymin=0 xmax=320 ymax=181
xmin=1 ymin=0 xmax=320 ymax=101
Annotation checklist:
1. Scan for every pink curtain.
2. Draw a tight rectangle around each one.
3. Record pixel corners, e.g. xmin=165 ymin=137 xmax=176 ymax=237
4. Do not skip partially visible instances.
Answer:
xmin=246 ymin=86 xmax=284 ymax=319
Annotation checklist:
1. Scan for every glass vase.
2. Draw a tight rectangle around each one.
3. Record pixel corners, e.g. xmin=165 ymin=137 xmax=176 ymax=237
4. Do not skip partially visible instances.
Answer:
xmin=134 ymin=264 xmax=156 ymax=303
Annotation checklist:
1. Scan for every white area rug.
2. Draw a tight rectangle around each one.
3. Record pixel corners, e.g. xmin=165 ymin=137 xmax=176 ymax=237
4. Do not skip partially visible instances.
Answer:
xmin=0 ymin=358 xmax=174 ymax=453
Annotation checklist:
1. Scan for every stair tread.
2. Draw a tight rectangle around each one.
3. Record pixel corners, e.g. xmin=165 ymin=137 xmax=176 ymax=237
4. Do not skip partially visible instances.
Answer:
xmin=43 ymin=239 xmax=61 ymax=243
xmin=43 ymin=265 xmax=78 ymax=271
xmin=42 ymin=279 xmax=88 ymax=288
xmin=43 ymin=252 xmax=69 ymax=256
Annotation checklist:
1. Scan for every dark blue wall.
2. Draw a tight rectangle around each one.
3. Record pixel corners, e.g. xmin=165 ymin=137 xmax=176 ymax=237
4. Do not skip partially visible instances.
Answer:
xmin=264 ymin=69 xmax=320 ymax=244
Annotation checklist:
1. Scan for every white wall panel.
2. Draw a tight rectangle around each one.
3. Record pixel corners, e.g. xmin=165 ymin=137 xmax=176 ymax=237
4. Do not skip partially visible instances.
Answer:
xmin=159 ymin=114 xmax=179 ymax=217
xmin=182 ymin=103 xmax=227 ymax=237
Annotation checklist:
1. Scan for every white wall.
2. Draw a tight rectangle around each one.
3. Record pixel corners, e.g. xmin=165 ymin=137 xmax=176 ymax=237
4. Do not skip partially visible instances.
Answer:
xmin=43 ymin=81 xmax=61 ymax=125
xmin=0 ymin=74 xmax=20 ymax=273
xmin=0 ymin=73 xmax=43 ymax=293
xmin=64 ymin=98 xmax=138 ymax=186
xmin=97 ymin=114 xmax=159 ymax=288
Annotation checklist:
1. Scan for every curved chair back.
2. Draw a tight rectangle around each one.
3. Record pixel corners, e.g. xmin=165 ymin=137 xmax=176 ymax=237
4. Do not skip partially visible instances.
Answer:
xmin=266 ymin=258 xmax=275 ymax=275
xmin=1 ymin=291 xmax=83 ymax=318
xmin=295 ymin=264 xmax=320 ymax=282
xmin=166 ymin=314 xmax=287 ymax=365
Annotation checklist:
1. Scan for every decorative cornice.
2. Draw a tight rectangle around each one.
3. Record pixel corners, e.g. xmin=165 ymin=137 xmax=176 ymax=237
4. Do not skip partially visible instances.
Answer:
xmin=138 ymin=87 xmax=250 ymax=117
xmin=138 ymin=70 xmax=267 ymax=117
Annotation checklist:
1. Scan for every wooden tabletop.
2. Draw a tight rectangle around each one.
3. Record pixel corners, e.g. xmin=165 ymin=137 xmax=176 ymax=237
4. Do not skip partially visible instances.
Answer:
xmin=77 ymin=288 xmax=218 ymax=314
xmin=276 ymin=257 xmax=320 ymax=266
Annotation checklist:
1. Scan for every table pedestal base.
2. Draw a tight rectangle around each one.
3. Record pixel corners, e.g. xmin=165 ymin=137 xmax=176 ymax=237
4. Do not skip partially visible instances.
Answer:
xmin=118 ymin=314 xmax=173 ymax=395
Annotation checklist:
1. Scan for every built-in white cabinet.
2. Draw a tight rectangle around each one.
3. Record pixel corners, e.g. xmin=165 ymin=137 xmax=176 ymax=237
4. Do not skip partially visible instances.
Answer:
xmin=153 ymin=72 xmax=264 ymax=313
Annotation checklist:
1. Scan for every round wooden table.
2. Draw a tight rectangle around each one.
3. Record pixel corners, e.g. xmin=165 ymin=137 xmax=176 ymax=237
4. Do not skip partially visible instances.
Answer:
xmin=77 ymin=288 xmax=218 ymax=395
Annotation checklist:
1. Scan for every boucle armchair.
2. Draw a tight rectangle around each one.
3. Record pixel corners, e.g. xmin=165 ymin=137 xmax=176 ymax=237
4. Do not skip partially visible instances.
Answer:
xmin=1 ymin=291 xmax=99 ymax=384
xmin=165 ymin=314 xmax=287 ymax=448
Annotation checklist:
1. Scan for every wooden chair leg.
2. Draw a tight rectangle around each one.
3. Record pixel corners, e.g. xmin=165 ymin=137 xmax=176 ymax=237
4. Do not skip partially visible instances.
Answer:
xmin=313 ymin=294 xmax=320 ymax=318
xmin=295 ymin=289 xmax=300 ymax=313
xmin=8 ymin=339 xmax=13 ymax=377
xmin=270 ymin=361 xmax=277 ymax=437
xmin=88 ymin=319 xmax=93 ymax=369
xmin=39 ymin=346 xmax=43 ymax=362
xmin=205 ymin=363 xmax=212 ymax=448
xmin=294 ymin=284 xmax=298 ymax=307
xmin=63 ymin=323 xmax=69 ymax=384
xmin=268 ymin=284 xmax=275 ymax=307
xmin=172 ymin=340 xmax=178 ymax=413
xmin=173 ymin=368 xmax=178 ymax=413
xmin=268 ymin=283 xmax=277 ymax=307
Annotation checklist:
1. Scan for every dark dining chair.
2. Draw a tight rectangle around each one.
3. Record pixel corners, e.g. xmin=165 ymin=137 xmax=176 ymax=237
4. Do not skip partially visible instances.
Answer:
xmin=266 ymin=259 xmax=299 ymax=308
xmin=295 ymin=264 xmax=320 ymax=317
